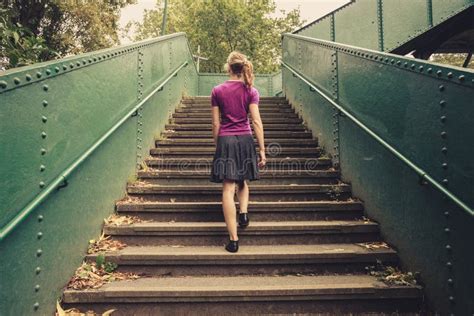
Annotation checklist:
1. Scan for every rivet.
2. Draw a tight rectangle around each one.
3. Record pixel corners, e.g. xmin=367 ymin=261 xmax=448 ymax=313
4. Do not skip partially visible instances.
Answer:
xmin=41 ymin=131 xmax=47 ymax=139
xmin=410 ymin=64 xmax=415 ymax=69
xmin=419 ymin=66 xmax=424 ymax=71
xmin=440 ymin=116 xmax=447 ymax=123
xmin=444 ymin=227 xmax=450 ymax=233
xmin=33 ymin=302 xmax=39 ymax=309
xmin=93 ymin=57 xmax=97 ymax=61
xmin=0 ymin=80 xmax=7 ymax=89
xmin=35 ymin=267 xmax=41 ymax=274
xmin=444 ymin=211 xmax=450 ymax=217
xmin=76 ymin=61 xmax=81 ymax=66
xmin=13 ymin=77 xmax=21 ymax=85
xmin=458 ymin=75 xmax=465 ymax=81
xmin=385 ymin=58 xmax=389 ymax=62
xmin=26 ymin=74 xmax=32 ymax=81
xmin=37 ymin=232 xmax=43 ymax=239
xmin=35 ymin=284 xmax=40 ymax=292
xmin=38 ymin=215 xmax=44 ymax=222
xmin=88 ymin=59 xmax=92 ymax=63
xmin=36 ymin=249 xmax=42 ymax=256
xmin=447 ymin=72 xmax=453 ymax=78
xmin=447 ymin=278 xmax=453 ymax=284
xmin=55 ymin=66 xmax=60 ymax=72
xmin=449 ymin=296 xmax=454 ymax=302
xmin=39 ymin=181 xmax=45 ymax=188
xmin=69 ymin=63 xmax=74 ymax=68
xmin=441 ymin=147 xmax=447 ymax=154
xmin=43 ymin=84 xmax=49 ymax=91
xmin=439 ymin=85 xmax=445 ymax=91
xmin=396 ymin=61 xmax=401 ymax=66
xmin=436 ymin=70 xmax=442 ymax=76
xmin=42 ymin=116 xmax=47 ymax=123
xmin=62 ymin=65 xmax=67 ymax=70
xmin=82 ymin=60 xmax=87 ymax=65
xmin=439 ymin=100 xmax=447 ymax=107
xmin=442 ymin=179 xmax=448 ymax=185
xmin=40 ymin=165 xmax=46 ymax=172
xmin=446 ymin=261 xmax=452 ymax=267
xmin=427 ymin=68 xmax=433 ymax=73
xmin=442 ymin=163 xmax=448 ymax=169
xmin=404 ymin=62 xmax=408 ymax=67
xmin=441 ymin=131 xmax=447 ymax=138
xmin=37 ymin=71 xmax=43 ymax=78
xmin=46 ymin=69 xmax=51 ymax=75
xmin=40 ymin=148 xmax=47 ymax=155
xmin=390 ymin=59 xmax=395 ymax=64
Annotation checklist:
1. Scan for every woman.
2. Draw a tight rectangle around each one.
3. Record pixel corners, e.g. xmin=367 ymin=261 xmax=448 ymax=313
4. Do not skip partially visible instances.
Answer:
xmin=209 ymin=51 xmax=266 ymax=253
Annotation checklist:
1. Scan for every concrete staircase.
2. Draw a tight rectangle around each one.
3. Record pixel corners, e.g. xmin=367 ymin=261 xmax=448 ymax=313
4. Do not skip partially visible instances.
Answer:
xmin=62 ymin=96 xmax=422 ymax=315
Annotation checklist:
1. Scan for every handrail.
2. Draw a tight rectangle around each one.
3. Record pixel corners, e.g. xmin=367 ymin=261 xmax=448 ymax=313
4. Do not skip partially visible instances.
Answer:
xmin=0 ymin=61 xmax=189 ymax=241
xmin=281 ymin=60 xmax=473 ymax=217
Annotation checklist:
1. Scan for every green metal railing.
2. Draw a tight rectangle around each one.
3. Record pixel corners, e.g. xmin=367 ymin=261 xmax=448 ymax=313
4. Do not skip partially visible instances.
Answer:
xmin=294 ymin=0 xmax=474 ymax=53
xmin=282 ymin=60 xmax=473 ymax=216
xmin=282 ymin=32 xmax=474 ymax=315
xmin=0 ymin=32 xmax=198 ymax=315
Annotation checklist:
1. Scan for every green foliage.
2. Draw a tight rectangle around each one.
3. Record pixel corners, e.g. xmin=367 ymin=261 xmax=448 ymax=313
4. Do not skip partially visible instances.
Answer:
xmin=1 ymin=0 xmax=136 ymax=69
xmin=0 ymin=8 xmax=57 ymax=69
xmin=95 ymin=252 xmax=118 ymax=273
xmin=125 ymin=0 xmax=305 ymax=73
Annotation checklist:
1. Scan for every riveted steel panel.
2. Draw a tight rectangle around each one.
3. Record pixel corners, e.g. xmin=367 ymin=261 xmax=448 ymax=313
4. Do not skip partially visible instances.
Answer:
xmin=382 ymin=0 xmax=430 ymax=51
xmin=298 ymin=15 xmax=332 ymax=41
xmin=0 ymin=33 xmax=199 ymax=316
xmin=334 ymin=0 xmax=379 ymax=51
xmin=432 ymin=0 xmax=474 ymax=25
xmin=282 ymin=32 xmax=474 ymax=314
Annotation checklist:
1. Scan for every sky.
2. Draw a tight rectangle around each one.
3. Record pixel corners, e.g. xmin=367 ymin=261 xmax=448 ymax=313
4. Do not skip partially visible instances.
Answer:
xmin=119 ymin=0 xmax=351 ymax=43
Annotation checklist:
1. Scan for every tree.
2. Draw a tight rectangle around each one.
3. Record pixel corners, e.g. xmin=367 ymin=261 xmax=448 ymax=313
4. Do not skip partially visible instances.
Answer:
xmin=125 ymin=0 xmax=304 ymax=73
xmin=1 ymin=0 xmax=135 ymax=69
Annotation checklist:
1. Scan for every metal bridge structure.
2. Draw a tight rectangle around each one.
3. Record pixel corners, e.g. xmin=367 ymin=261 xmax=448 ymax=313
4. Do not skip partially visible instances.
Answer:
xmin=1 ymin=1 xmax=473 ymax=315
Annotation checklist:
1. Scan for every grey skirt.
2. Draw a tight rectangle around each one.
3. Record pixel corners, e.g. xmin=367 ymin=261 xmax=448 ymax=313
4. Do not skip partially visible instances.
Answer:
xmin=209 ymin=134 xmax=260 ymax=183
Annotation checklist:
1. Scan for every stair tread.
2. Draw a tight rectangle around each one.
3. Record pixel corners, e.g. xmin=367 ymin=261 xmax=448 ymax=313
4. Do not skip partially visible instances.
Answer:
xmin=86 ymin=243 xmax=396 ymax=259
xmin=117 ymin=200 xmax=362 ymax=207
xmin=63 ymin=274 xmax=420 ymax=302
xmin=104 ymin=220 xmax=378 ymax=231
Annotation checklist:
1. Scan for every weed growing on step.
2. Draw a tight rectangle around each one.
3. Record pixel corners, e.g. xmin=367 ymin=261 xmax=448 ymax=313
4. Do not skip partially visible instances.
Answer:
xmin=356 ymin=241 xmax=390 ymax=250
xmin=365 ymin=260 xmax=419 ymax=286
xmin=88 ymin=232 xmax=127 ymax=254
xmin=66 ymin=260 xmax=139 ymax=290
xmin=56 ymin=300 xmax=116 ymax=315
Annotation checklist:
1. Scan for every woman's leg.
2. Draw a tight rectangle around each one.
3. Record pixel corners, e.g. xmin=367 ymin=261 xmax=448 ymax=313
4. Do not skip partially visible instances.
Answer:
xmin=237 ymin=180 xmax=249 ymax=213
xmin=222 ymin=179 xmax=238 ymax=241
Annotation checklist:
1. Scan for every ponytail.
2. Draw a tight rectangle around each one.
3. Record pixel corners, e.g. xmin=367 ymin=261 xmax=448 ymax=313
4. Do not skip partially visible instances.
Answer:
xmin=242 ymin=60 xmax=254 ymax=89
xmin=226 ymin=51 xmax=254 ymax=89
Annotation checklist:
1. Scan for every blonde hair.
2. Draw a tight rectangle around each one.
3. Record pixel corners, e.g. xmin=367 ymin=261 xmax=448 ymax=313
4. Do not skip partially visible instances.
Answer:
xmin=224 ymin=51 xmax=254 ymax=89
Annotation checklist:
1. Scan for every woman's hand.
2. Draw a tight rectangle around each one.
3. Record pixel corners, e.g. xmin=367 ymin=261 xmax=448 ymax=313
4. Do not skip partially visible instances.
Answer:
xmin=258 ymin=149 xmax=267 ymax=168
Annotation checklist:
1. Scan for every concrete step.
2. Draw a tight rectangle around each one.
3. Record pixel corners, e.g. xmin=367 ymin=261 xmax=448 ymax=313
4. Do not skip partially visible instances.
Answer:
xmin=126 ymin=183 xmax=352 ymax=202
xmin=84 ymin=244 xmax=397 ymax=276
xmin=165 ymin=123 xmax=308 ymax=131
xmin=161 ymin=130 xmax=313 ymax=139
xmin=62 ymin=274 xmax=421 ymax=314
xmin=144 ymin=157 xmax=333 ymax=170
xmin=172 ymin=112 xmax=298 ymax=118
xmin=116 ymin=200 xmax=364 ymax=222
xmin=137 ymin=169 xmax=340 ymax=185
xmin=172 ymin=117 xmax=303 ymax=124
xmin=149 ymin=146 xmax=322 ymax=157
xmin=103 ymin=220 xmax=380 ymax=246
xmin=155 ymin=138 xmax=318 ymax=147
xmin=184 ymin=96 xmax=287 ymax=101
xmin=181 ymin=100 xmax=289 ymax=106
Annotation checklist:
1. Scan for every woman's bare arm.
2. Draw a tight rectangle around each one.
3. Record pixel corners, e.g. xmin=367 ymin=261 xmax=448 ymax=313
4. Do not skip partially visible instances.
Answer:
xmin=212 ymin=106 xmax=220 ymax=145
xmin=249 ymin=103 xmax=266 ymax=167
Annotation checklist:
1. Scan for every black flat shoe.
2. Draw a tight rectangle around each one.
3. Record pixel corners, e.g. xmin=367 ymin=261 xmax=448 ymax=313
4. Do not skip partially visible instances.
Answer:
xmin=239 ymin=212 xmax=249 ymax=228
xmin=225 ymin=239 xmax=239 ymax=253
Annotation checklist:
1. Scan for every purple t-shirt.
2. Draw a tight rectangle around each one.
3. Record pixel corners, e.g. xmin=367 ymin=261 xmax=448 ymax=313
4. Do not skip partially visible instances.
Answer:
xmin=211 ymin=80 xmax=260 ymax=136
